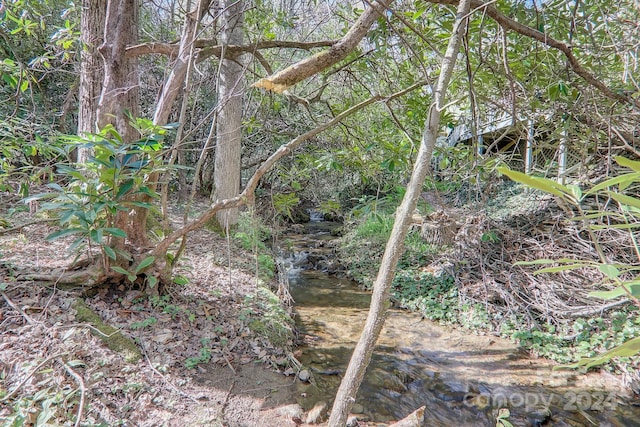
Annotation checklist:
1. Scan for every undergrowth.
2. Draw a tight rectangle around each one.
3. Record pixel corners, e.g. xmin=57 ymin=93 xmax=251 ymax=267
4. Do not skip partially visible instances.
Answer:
xmin=337 ymin=184 xmax=640 ymax=368
xmin=234 ymin=212 xmax=276 ymax=281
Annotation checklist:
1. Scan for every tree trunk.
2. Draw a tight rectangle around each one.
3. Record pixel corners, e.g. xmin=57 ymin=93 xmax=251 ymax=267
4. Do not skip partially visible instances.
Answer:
xmin=96 ymin=0 xmax=139 ymax=144
xmin=96 ymin=0 xmax=144 ymax=249
xmin=77 ymin=0 xmax=105 ymax=162
xmin=212 ymin=0 xmax=244 ymax=229
xmin=326 ymin=1 xmax=471 ymax=425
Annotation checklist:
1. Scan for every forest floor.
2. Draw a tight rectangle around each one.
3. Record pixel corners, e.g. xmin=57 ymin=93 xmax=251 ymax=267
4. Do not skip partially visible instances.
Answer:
xmin=0 ymin=197 xmax=326 ymax=427
xmin=1 ymin=188 xmax=639 ymax=426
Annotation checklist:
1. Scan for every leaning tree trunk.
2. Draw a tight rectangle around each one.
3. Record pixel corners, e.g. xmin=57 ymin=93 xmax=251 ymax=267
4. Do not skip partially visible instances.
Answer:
xmin=326 ymin=0 xmax=471 ymax=425
xmin=77 ymin=0 xmax=105 ymax=163
xmin=212 ymin=0 xmax=244 ymax=229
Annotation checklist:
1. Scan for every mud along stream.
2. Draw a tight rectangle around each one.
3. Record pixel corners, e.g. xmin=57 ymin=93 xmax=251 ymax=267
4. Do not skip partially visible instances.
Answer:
xmin=278 ymin=218 xmax=640 ymax=426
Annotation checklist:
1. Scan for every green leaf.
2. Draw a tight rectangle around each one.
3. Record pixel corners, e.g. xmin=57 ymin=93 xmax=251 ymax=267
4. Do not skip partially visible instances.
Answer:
xmin=615 ymin=155 xmax=640 ymax=171
xmin=589 ymin=280 xmax=640 ymax=299
xmin=103 ymin=245 xmax=116 ymax=260
xmin=592 ymin=223 xmax=640 ymax=230
xmin=46 ymin=228 xmax=86 ymax=241
xmin=116 ymin=179 xmax=135 ymax=199
xmin=23 ymin=192 xmax=58 ymax=204
xmin=596 ymin=264 xmax=620 ymax=280
xmin=90 ymin=228 xmax=103 ymax=244
xmin=534 ymin=264 xmax=585 ymax=274
xmin=514 ymin=259 xmax=558 ymax=266
xmin=138 ymin=186 xmax=159 ymax=199
xmin=587 ymin=172 xmax=640 ymax=194
xmin=607 ymin=192 xmax=640 ymax=210
xmin=2 ymin=73 xmax=16 ymax=88
xmin=497 ymin=167 xmax=571 ymax=200
xmin=114 ymin=247 xmax=133 ymax=261
xmin=111 ymin=266 xmax=136 ymax=282
xmin=66 ymin=359 xmax=86 ymax=368
xmin=557 ymin=336 xmax=640 ymax=370
xmin=566 ymin=184 xmax=582 ymax=202
xmin=69 ymin=236 xmax=86 ymax=253
xmin=147 ymin=276 xmax=158 ymax=288
xmin=103 ymin=227 xmax=127 ymax=238
xmin=127 ymin=201 xmax=153 ymax=209
xmin=173 ymin=275 xmax=189 ymax=285
xmin=111 ymin=266 xmax=130 ymax=276
xmin=135 ymin=256 xmax=155 ymax=274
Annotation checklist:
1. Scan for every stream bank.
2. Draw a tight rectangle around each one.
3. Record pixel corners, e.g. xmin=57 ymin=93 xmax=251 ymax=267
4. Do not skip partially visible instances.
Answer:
xmin=280 ymin=218 xmax=640 ymax=426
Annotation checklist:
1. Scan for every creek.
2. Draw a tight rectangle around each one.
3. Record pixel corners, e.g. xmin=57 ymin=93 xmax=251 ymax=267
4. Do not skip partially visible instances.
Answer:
xmin=279 ymin=218 xmax=640 ymax=426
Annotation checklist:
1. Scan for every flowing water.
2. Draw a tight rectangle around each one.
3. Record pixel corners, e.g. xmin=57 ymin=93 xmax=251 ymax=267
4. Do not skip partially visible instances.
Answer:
xmin=280 ymin=218 xmax=640 ymax=426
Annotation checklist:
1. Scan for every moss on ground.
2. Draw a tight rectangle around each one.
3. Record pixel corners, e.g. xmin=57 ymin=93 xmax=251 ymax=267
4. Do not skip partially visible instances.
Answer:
xmin=73 ymin=299 xmax=142 ymax=363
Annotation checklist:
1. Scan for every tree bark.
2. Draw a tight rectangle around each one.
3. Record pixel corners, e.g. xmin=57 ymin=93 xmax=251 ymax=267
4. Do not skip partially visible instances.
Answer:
xmin=96 ymin=0 xmax=144 ymax=248
xmin=96 ymin=0 xmax=139 ymax=144
xmin=326 ymin=1 xmax=471 ymax=425
xmin=212 ymin=0 xmax=244 ymax=228
xmin=153 ymin=1 xmax=207 ymax=126
xmin=77 ymin=0 xmax=105 ymax=162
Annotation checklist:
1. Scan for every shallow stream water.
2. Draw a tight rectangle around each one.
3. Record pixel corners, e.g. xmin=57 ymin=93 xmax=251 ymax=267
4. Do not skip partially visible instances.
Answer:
xmin=281 ymin=219 xmax=640 ymax=426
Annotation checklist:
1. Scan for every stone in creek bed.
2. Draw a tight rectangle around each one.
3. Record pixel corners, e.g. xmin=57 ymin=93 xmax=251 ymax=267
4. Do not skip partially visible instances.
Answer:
xmin=305 ymin=401 xmax=327 ymax=424
xmin=298 ymin=369 xmax=311 ymax=382
xmin=351 ymin=403 xmax=365 ymax=414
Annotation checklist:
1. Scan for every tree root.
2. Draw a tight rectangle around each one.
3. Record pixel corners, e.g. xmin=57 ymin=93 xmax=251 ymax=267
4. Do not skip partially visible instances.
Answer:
xmin=15 ymin=266 xmax=108 ymax=289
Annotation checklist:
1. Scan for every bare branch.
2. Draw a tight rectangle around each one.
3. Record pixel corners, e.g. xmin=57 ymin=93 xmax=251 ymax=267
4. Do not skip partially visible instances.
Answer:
xmin=431 ymin=0 xmax=638 ymax=108
xmin=252 ymin=0 xmax=394 ymax=93
xmin=125 ymin=39 xmax=337 ymax=60
xmin=150 ymin=81 xmax=426 ymax=259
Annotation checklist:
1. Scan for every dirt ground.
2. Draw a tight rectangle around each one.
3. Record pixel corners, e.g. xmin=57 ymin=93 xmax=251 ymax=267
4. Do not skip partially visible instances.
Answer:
xmin=0 ymin=198 xmax=331 ymax=427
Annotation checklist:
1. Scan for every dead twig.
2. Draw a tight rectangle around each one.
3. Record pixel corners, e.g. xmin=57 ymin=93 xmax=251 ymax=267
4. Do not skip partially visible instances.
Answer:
xmin=58 ymin=359 xmax=86 ymax=427
xmin=222 ymin=351 xmax=236 ymax=374
xmin=1 ymin=291 xmax=37 ymax=325
xmin=138 ymin=336 xmax=199 ymax=403
xmin=0 ymin=218 xmax=58 ymax=236
xmin=0 ymin=352 xmax=69 ymax=403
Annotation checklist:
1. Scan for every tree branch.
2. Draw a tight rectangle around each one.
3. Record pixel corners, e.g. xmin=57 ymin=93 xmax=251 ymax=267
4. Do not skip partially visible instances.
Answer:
xmin=252 ymin=0 xmax=394 ymax=93
xmin=431 ymin=0 xmax=638 ymax=108
xmin=125 ymin=39 xmax=337 ymax=60
xmin=150 ymin=81 xmax=426 ymax=259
